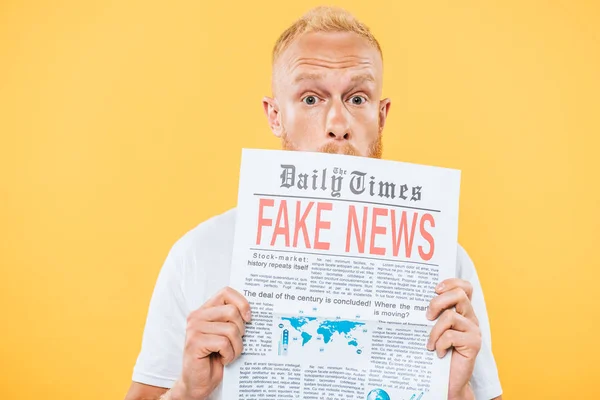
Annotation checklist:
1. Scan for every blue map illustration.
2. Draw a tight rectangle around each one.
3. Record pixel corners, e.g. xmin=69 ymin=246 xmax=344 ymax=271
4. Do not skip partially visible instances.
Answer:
xmin=278 ymin=316 xmax=366 ymax=356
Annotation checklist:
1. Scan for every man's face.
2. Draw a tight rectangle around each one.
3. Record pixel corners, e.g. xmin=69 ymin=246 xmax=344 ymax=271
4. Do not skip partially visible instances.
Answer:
xmin=263 ymin=31 xmax=391 ymax=158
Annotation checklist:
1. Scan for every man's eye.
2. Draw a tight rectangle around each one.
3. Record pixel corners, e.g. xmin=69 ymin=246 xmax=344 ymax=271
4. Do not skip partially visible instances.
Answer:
xmin=349 ymin=95 xmax=366 ymax=105
xmin=302 ymin=95 xmax=319 ymax=105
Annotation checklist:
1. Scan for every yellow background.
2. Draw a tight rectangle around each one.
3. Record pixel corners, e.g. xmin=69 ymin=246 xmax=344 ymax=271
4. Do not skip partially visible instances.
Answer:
xmin=1 ymin=0 xmax=599 ymax=398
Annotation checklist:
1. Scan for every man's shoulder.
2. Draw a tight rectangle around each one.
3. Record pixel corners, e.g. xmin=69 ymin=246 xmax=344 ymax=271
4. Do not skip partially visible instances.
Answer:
xmin=163 ymin=208 xmax=238 ymax=306
xmin=168 ymin=207 xmax=237 ymax=260
xmin=456 ymin=242 xmax=477 ymax=280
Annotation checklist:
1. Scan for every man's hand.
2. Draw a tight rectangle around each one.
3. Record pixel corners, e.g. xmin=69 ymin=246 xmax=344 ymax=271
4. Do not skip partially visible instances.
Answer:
xmin=171 ymin=287 xmax=251 ymax=400
xmin=426 ymin=279 xmax=481 ymax=400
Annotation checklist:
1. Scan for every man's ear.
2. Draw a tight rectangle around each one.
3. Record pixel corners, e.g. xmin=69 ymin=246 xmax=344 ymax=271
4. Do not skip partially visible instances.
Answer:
xmin=378 ymin=98 xmax=392 ymax=133
xmin=262 ymin=96 xmax=283 ymax=137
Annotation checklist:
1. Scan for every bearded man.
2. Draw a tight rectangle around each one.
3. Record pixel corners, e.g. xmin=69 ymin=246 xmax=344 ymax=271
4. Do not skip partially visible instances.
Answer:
xmin=125 ymin=6 xmax=503 ymax=400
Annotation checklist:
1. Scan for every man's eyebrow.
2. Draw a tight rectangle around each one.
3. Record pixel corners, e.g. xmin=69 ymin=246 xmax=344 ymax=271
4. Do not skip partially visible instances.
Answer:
xmin=293 ymin=73 xmax=325 ymax=83
xmin=351 ymin=73 xmax=376 ymax=84
xmin=291 ymin=72 xmax=376 ymax=84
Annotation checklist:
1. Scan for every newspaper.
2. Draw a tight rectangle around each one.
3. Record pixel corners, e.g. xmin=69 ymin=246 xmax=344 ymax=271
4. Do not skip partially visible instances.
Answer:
xmin=223 ymin=149 xmax=461 ymax=400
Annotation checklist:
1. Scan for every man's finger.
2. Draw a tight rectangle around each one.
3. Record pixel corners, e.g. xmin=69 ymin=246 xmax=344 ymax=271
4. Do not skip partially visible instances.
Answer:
xmin=434 ymin=329 xmax=481 ymax=359
xmin=188 ymin=333 xmax=236 ymax=365
xmin=192 ymin=304 xmax=246 ymax=337
xmin=426 ymin=287 xmax=476 ymax=322
xmin=195 ymin=321 xmax=244 ymax=359
xmin=200 ymin=286 xmax=252 ymax=323
xmin=427 ymin=310 xmax=475 ymax=351
xmin=434 ymin=278 xmax=473 ymax=300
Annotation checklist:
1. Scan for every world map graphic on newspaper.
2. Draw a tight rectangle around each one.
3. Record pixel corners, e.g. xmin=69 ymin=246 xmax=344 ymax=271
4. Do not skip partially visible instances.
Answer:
xmin=278 ymin=316 xmax=367 ymax=356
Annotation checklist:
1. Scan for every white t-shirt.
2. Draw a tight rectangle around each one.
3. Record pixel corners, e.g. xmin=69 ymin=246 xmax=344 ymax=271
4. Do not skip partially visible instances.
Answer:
xmin=132 ymin=208 xmax=503 ymax=399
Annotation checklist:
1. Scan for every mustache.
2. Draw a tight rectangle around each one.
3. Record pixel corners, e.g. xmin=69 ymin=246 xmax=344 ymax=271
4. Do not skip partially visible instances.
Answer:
xmin=280 ymin=131 xmax=383 ymax=159
xmin=317 ymin=141 xmax=359 ymax=156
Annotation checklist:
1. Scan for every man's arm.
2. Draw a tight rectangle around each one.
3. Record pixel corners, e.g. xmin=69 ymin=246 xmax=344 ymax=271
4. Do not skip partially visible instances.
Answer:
xmin=455 ymin=245 xmax=503 ymax=400
xmin=124 ymin=382 xmax=168 ymax=400
xmin=125 ymin=286 xmax=251 ymax=400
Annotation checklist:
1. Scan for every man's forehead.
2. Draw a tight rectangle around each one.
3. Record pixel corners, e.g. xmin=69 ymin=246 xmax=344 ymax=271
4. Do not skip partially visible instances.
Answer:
xmin=273 ymin=31 xmax=383 ymax=91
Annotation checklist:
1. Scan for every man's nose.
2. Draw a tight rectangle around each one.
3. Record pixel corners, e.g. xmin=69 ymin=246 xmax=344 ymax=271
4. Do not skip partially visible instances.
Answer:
xmin=326 ymin=100 xmax=351 ymax=140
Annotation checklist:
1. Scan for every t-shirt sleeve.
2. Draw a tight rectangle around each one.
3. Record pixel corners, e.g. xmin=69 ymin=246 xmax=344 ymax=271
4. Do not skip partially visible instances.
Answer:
xmin=131 ymin=243 xmax=187 ymax=388
xmin=456 ymin=245 xmax=503 ymax=400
